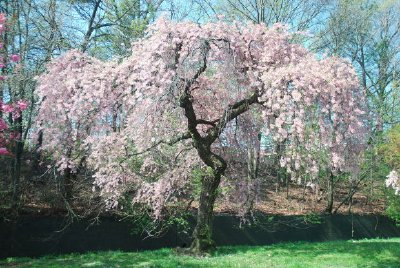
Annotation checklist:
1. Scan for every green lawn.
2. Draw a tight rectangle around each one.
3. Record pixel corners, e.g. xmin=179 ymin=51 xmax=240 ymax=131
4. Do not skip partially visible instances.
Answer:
xmin=1 ymin=238 xmax=399 ymax=268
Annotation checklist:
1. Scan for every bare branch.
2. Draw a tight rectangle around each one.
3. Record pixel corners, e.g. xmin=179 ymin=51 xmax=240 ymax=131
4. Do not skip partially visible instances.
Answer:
xmin=129 ymin=132 xmax=192 ymax=156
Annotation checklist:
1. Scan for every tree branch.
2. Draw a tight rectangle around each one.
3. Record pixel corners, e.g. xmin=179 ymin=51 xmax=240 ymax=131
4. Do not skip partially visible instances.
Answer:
xmin=196 ymin=119 xmax=218 ymax=126
xmin=205 ymin=91 xmax=260 ymax=144
xmin=130 ymin=132 xmax=191 ymax=156
xmin=179 ymin=40 xmax=211 ymax=140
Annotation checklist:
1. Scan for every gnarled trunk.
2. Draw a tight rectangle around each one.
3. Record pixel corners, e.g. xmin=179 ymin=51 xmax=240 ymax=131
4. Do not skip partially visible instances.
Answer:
xmin=190 ymin=171 xmax=222 ymax=253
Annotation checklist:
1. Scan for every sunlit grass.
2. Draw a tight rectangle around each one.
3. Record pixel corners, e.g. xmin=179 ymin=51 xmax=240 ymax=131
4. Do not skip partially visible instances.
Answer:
xmin=1 ymin=238 xmax=399 ymax=267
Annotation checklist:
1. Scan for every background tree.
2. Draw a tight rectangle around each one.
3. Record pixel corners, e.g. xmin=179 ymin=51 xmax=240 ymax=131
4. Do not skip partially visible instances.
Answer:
xmin=380 ymin=124 xmax=400 ymax=225
xmin=211 ymin=0 xmax=326 ymax=30
xmin=315 ymin=0 xmax=400 ymax=130
xmin=316 ymin=0 xmax=400 ymax=212
xmin=0 ymin=0 xmax=172 ymax=211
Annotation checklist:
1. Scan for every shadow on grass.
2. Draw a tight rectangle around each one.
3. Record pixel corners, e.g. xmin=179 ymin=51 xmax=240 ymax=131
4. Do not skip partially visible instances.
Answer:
xmin=214 ymin=239 xmax=400 ymax=267
xmin=1 ymin=239 xmax=399 ymax=267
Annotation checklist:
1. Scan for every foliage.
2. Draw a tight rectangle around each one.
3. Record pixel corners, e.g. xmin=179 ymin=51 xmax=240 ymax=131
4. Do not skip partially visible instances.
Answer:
xmin=380 ymin=125 xmax=400 ymax=169
xmin=381 ymin=125 xmax=400 ymax=194
xmin=1 ymin=238 xmax=399 ymax=267
xmin=380 ymin=125 xmax=400 ymax=223
xmin=386 ymin=189 xmax=400 ymax=226
xmin=92 ymin=0 xmax=157 ymax=58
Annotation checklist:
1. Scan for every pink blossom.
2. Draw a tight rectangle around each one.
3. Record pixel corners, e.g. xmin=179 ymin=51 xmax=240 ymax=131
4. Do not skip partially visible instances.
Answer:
xmin=0 ymin=148 xmax=9 ymax=155
xmin=10 ymin=54 xmax=20 ymax=62
xmin=386 ymin=170 xmax=400 ymax=195
xmin=0 ymin=118 xmax=8 ymax=131
xmin=292 ymin=90 xmax=302 ymax=102
xmin=9 ymin=131 xmax=21 ymax=140
xmin=0 ymin=13 xmax=6 ymax=24
xmin=2 ymin=104 xmax=13 ymax=113
xmin=17 ymin=100 xmax=28 ymax=111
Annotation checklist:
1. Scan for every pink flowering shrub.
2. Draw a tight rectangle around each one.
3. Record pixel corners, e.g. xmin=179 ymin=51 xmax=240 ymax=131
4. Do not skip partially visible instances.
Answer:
xmin=0 ymin=13 xmax=27 ymax=156
xmin=0 ymin=100 xmax=28 ymax=155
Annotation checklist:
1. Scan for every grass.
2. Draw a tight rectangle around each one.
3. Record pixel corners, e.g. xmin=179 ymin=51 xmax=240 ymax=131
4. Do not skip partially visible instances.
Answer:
xmin=1 ymin=238 xmax=399 ymax=268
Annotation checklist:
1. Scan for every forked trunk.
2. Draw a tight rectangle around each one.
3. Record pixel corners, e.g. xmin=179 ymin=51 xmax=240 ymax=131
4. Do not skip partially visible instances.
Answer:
xmin=190 ymin=170 xmax=222 ymax=253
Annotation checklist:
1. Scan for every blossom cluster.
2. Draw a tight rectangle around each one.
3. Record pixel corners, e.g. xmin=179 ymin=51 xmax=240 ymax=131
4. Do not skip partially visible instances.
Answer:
xmin=386 ymin=170 xmax=400 ymax=195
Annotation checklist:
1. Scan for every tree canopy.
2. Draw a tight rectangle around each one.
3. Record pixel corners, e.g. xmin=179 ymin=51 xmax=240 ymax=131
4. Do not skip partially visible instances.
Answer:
xmin=36 ymin=17 xmax=366 ymax=252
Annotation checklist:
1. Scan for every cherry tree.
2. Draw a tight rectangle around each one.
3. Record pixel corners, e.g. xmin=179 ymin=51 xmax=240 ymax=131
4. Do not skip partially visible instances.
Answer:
xmin=37 ymin=18 xmax=365 ymax=253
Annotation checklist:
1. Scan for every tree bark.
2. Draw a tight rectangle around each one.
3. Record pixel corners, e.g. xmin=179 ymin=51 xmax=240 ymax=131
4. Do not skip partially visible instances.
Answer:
xmin=31 ymin=129 xmax=43 ymax=177
xmin=11 ymin=116 xmax=24 ymax=210
xmin=63 ymin=149 xmax=74 ymax=203
xmin=190 ymin=169 xmax=222 ymax=253
xmin=325 ymin=171 xmax=334 ymax=214
xmin=64 ymin=169 xmax=73 ymax=202
xmin=242 ymin=133 xmax=261 ymax=219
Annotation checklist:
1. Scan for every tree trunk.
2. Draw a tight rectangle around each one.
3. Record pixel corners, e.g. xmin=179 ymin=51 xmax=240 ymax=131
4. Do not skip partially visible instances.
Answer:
xmin=190 ymin=171 xmax=221 ymax=253
xmin=285 ymin=173 xmax=289 ymax=199
xmin=31 ymin=129 xmax=43 ymax=177
xmin=64 ymin=169 xmax=73 ymax=202
xmin=334 ymin=175 xmax=364 ymax=214
xmin=242 ymin=134 xmax=261 ymax=219
xmin=63 ymin=149 xmax=74 ymax=203
xmin=325 ymin=171 xmax=334 ymax=214
xmin=11 ymin=116 xmax=24 ymax=210
xmin=11 ymin=140 xmax=23 ymax=210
